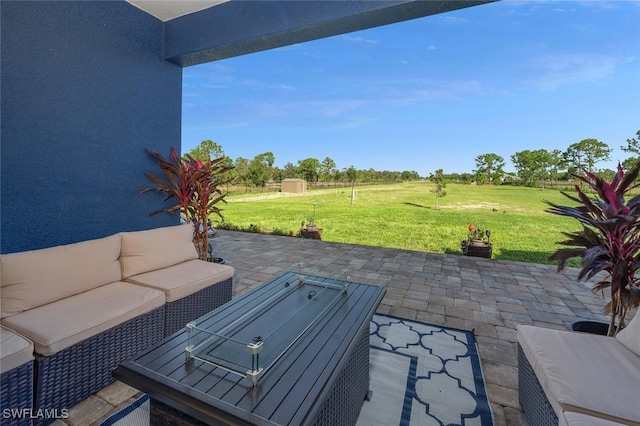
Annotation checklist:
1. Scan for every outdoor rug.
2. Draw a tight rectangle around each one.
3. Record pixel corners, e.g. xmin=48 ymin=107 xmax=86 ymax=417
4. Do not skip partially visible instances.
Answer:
xmin=101 ymin=314 xmax=493 ymax=426
xmin=357 ymin=314 xmax=493 ymax=426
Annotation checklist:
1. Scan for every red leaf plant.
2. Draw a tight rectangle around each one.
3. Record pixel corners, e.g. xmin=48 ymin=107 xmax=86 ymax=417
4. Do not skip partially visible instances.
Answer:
xmin=545 ymin=160 xmax=640 ymax=336
xmin=141 ymin=147 xmax=234 ymax=260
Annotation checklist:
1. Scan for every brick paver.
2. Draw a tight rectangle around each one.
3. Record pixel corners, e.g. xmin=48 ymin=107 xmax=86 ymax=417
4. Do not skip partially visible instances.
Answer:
xmin=60 ymin=230 xmax=610 ymax=426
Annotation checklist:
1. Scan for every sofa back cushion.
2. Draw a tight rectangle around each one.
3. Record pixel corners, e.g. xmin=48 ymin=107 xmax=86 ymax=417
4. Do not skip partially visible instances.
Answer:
xmin=616 ymin=311 xmax=640 ymax=357
xmin=120 ymin=224 xmax=198 ymax=279
xmin=1 ymin=234 xmax=122 ymax=317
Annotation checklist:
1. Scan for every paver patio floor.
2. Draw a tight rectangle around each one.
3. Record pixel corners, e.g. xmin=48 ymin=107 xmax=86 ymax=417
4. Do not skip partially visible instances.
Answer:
xmin=58 ymin=230 xmax=610 ymax=426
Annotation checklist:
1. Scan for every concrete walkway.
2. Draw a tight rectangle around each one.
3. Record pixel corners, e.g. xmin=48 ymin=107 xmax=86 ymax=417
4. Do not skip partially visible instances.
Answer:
xmin=59 ymin=230 xmax=609 ymax=426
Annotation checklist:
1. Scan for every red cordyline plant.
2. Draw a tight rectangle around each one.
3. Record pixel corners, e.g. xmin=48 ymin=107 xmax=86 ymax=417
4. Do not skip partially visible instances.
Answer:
xmin=545 ymin=161 xmax=640 ymax=336
xmin=141 ymin=147 xmax=234 ymax=260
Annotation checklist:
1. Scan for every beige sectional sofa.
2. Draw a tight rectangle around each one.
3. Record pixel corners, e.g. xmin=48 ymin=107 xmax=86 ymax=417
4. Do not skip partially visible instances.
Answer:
xmin=120 ymin=224 xmax=234 ymax=336
xmin=0 ymin=224 xmax=234 ymax=425
xmin=517 ymin=312 xmax=640 ymax=426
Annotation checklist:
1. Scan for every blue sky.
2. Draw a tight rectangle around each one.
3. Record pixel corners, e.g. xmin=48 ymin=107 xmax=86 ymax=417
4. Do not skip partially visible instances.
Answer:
xmin=181 ymin=0 xmax=640 ymax=176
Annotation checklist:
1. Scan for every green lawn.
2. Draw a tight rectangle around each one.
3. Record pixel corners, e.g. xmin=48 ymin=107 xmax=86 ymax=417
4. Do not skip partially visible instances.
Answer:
xmin=218 ymin=182 xmax=582 ymax=266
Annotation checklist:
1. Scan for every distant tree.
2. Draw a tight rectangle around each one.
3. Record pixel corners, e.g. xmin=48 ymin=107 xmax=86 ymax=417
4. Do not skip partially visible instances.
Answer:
xmin=565 ymin=139 xmax=611 ymax=173
xmin=298 ymin=158 xmax=321 ymax=182
xmin=272 ymin=166 xmax=283 ymax=183
xmin=258 ymin=152 xmax=276 ymax=181
xmin=233 ymin=157 xmax=251 ymax=188
xmin=321 ymin=157 xmax=337 ymax=182
xmin=474 ymin=153 xmax=505 ymax=185
xmin=621 ymin=130 xmax=640 ymax=171
xmin=448 ymin=172 xmax=473 ymax=184
xmin=511 ymin=149 xmax=552 ymax=188
xmin=247 ymin=152 xmax=274 ymax=188
xmin=345 ymin=166 xmax=357 ymax=183
xmin=187 ymin=140 xmax=224 ymax=160
xmin=256 ymin=152 xmax=275 ymax=168
xmin=282 ymin=162 xmax=299 ymax=179
xmin=548 ymin=149 xmax=566 ymax=185
xmin=345 ymin=166 xmax=357 ymax=205
xmin=431 ymin=169 xmax=447 ymax=209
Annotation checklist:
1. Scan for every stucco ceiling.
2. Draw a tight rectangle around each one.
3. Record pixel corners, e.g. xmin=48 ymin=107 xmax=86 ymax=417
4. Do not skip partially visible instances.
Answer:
xmin=126 ymin=0 xmax=229 ymax=21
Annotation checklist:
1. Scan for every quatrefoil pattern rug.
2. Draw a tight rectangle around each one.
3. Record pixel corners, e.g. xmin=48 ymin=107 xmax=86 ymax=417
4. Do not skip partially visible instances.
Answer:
xmin=357 ymin=314 xmax=494 ymax=426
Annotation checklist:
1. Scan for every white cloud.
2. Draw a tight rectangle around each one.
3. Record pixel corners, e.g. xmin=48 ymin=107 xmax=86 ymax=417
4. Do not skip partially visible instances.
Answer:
xmin=524 ymin=53 xmax=624 ymax=90
xmin=340 ymin=35 xmax=378 ymax=45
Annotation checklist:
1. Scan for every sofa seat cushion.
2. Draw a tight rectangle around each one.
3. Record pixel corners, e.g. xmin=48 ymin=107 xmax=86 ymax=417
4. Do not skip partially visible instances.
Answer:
xmin=561 ymin=412 xmax=628 ymax=426
xmin=518 ymin=324 xmax=640 ymax=425
xmin=125 ymin=259 xmax=234 ymax=303
xmin=120 ymin=224 xmax=198 ymax=279
xmin=1 ymin=282 xmax=165 ymax=356
xmin=616 ymin=311 xmax=640 ymax=357
xmin=1 ymin=234 xmax=122 ymax=317
xmin=0 ymin=326 xmax=34 ymax=374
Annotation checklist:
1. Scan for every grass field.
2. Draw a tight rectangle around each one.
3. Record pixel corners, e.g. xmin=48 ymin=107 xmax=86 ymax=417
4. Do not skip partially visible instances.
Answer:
xmin=218 ymin=182 xmax=583 ymax=266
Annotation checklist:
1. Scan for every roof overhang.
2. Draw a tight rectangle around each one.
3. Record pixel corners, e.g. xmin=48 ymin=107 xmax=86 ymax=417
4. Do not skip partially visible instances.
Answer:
xmin=126 ymin=0 xmax=498 ymax=67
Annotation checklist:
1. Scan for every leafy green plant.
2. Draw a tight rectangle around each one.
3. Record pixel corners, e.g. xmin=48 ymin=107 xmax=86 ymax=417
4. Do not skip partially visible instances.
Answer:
xmin=466 ymin=224 xmax=490 ymax=243
xmin=142 ymin=146 xmax=234 ymax=260
xmin=545 ymin=161 xmax=640 ymax=336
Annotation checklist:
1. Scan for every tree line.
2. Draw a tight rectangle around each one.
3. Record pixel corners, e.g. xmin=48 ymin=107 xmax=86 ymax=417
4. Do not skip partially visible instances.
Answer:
xmin=458 ymin=131 xmax=640 ymax=188
xmin=186 ymin=140 xmax=421 ymax=188
xmin=187 ymin=130 xmax=639 ymax=190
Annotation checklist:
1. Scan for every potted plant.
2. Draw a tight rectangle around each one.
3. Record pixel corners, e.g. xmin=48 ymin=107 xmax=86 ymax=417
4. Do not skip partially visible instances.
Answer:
xmin=461 ymin=224 xmax=492 ymax=258
xmin=300 ymin=202 xmax=322 ymax=239
xmin=142 ymin=146 xmax=234 ymax=261
xmin=545 ymin=161 xmax=640 ymax=336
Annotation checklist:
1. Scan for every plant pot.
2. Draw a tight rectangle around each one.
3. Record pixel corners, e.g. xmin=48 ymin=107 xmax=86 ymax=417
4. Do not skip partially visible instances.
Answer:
xmin=300 ymin=228 xmax=323 ymax=240
xmin=569 ymin=320 xmax=609 ymax=335
xmin=207 ymin=255 xmax=225 ymax=264
xmin=461 ymin=240 xmax=492 ymax=258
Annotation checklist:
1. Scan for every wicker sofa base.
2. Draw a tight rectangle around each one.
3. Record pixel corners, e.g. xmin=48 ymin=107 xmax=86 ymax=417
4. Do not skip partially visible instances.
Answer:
xmin=518 ymin=343 xmax=559 ymax=426
xmin=163 ymin=277 xmax=232 ymax=337
xmin=33 ymin=306 xmax=164 ymax=426
xmin=1 ymin=361 xmax=34 ymax=426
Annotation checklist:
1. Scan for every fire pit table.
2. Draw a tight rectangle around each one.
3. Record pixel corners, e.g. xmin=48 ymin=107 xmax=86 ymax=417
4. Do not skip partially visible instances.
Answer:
xmin=114 ymin=269 xmax=385 ymax=426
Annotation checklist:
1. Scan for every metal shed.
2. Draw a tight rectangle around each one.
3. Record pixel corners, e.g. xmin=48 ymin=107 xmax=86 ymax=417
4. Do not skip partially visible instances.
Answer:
xmin=281 ymin=178 xmax=307 ymax=194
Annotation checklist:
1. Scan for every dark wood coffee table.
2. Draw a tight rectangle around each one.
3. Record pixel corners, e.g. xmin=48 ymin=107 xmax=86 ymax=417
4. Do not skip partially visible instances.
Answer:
xmin=113 ymin=270 xmax=385 ymax=426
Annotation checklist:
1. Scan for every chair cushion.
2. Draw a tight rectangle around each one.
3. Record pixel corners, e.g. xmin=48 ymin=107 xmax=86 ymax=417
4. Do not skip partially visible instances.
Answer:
xmin=616 ymin=311 xmax=640 ymax=357
xmin=1 ymin=282 xmax=165 ymax=356
xmin=518 ymin=324 xmax=640 ymax=425
xmin=120 ymin=224 xmax=198 ymax=279
xmin=0 ymin=234 xmax=122 ymax=317
xmin=125 ymin=259 xmax=234 ymax=302
xmin=0 ymin=326 xmax=34 ymax=374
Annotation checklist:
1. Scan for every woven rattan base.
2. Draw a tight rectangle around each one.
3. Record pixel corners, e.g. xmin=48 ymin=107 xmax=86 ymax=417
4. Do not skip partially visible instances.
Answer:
xmin=310 ymin=326 xmax=370 ymax=426
xmin=33 ymin=307 xmax=164 ymax=426
xmin=163 ymin=277 xmax=232 ymax=337
xmin=518 ymin=343 xmax=559 ymax=426
xmin=1 ymin=361 xmax=34 ymax=426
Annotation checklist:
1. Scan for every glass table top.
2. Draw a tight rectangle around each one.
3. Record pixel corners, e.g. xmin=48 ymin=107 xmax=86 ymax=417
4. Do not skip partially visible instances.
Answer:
xmin=186 ymin=268 xmax=349 ymax=385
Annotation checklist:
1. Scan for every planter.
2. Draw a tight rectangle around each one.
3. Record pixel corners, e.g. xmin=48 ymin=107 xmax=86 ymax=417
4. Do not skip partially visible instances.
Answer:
xmin=461 ymin=240 xmax=492 ymax=259
xmin=300 ymin=228 xmax=323 ymax=240
xmin=569 ymin=320 xmax=609 ymax=335
xmin=206 ymin=254 xmax=225 ymax=264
